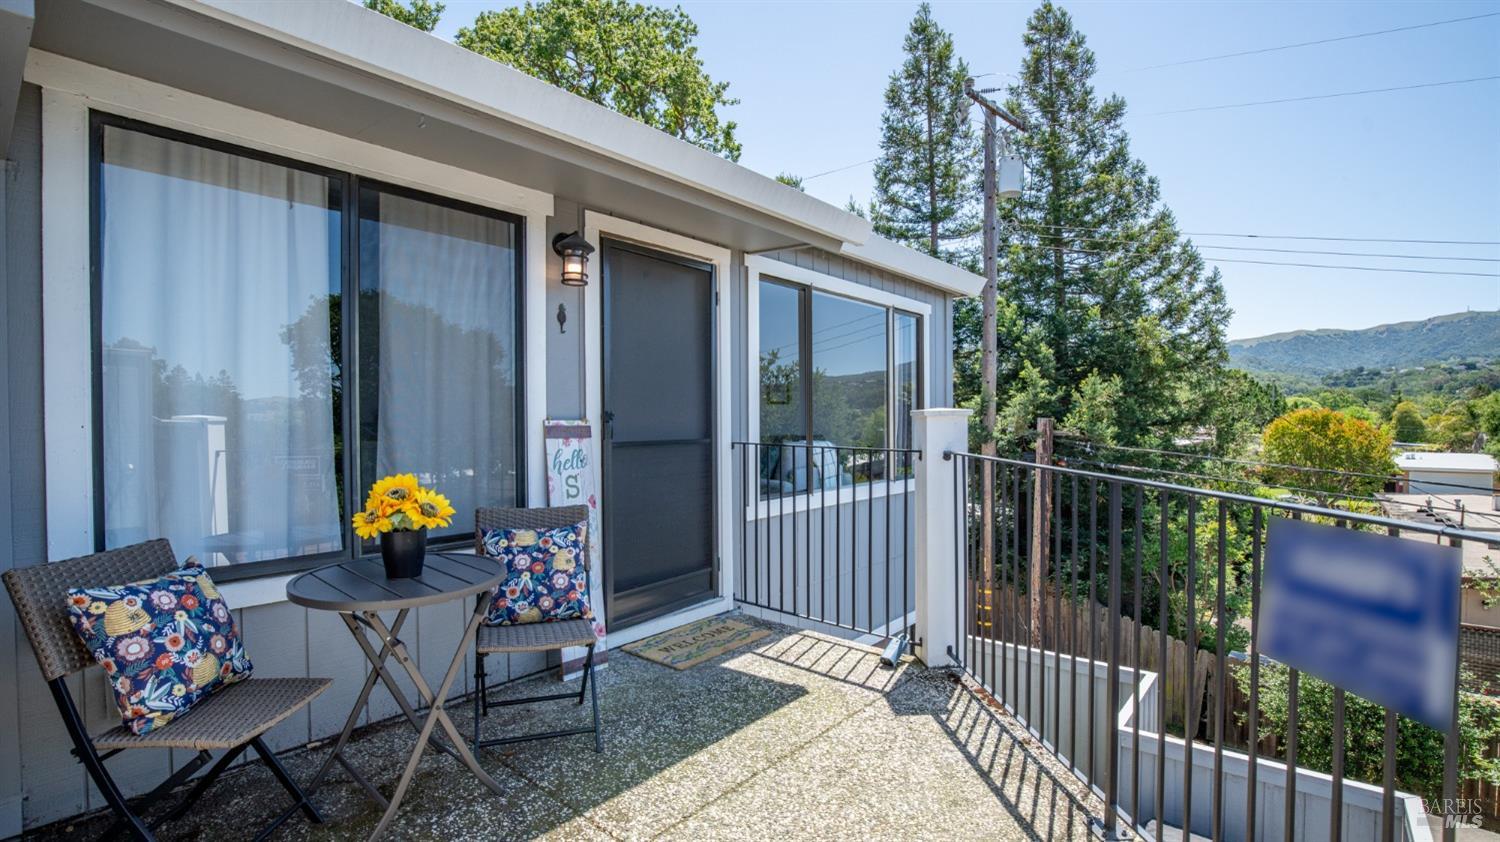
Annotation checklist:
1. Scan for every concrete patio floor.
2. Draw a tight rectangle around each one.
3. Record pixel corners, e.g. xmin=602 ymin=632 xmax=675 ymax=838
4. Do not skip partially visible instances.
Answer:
xmin=36 ymin=617 xmax=1104 ymax=841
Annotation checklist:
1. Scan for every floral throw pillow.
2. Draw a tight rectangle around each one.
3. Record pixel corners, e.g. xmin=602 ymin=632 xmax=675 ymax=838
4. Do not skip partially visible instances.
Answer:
xmin=480 ymin=522 xmax=593 ymax=626
xmin=65 ymin=565 xmax=252 ymax=736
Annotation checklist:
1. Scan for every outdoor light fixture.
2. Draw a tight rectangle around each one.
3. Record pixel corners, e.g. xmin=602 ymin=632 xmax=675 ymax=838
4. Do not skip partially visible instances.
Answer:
xmin=552 ymin=231 xmax=595 ymax=286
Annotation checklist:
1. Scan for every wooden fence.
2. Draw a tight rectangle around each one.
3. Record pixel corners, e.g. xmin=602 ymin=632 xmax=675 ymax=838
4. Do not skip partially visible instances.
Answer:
xmin=977 ymin=582 xmax=1216 ymax=739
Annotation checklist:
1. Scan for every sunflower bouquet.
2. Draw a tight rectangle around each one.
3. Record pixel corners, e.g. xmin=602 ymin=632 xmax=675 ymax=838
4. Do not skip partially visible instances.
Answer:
xmin=352 ymin=474 xmax=456 ymax=538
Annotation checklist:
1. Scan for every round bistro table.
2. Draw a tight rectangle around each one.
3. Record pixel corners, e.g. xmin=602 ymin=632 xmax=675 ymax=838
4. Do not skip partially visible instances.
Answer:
xmin=286 ymin=553 xmax=506 ymax=841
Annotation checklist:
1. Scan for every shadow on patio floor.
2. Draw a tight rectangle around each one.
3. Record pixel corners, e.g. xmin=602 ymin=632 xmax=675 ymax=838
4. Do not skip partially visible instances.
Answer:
xmin=33 ymin=616 xmax=1102 ymax=841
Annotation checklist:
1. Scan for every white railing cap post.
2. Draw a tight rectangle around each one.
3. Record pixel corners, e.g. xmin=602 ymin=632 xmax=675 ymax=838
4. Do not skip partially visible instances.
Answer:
xmin=913 ymin=408 xmax=970 ymax=669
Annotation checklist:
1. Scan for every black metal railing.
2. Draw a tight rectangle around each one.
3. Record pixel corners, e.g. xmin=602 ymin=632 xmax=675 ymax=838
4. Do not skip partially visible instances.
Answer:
xmin=733 ymin=441 xmax=919 ymax=648
xmin=946 ymin=449 xmax=1499 ymax=842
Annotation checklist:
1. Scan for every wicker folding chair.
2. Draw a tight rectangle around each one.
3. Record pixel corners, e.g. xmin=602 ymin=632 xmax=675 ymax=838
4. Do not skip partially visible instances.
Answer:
xmin=471 ymin=506 xmax=602 ymax=753
xmin=2 ymin=539 xmax=331 ymax=841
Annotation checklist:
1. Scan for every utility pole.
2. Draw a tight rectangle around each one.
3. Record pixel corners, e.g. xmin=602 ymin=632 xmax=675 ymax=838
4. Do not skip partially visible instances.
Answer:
xmin=964 ymin=78 xmax=1026 ymax=643
xmin=964 ymin=78 xmax=1025 ymax=460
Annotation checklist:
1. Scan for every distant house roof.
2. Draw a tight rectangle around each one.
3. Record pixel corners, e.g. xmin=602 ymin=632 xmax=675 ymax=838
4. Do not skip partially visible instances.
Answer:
xmin=1396 ymin=452 xmax=1499 ymax=474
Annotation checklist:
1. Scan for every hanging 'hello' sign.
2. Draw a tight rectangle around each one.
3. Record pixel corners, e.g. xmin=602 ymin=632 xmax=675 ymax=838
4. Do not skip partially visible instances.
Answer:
xmin=545 ymin=420 xmax=607 ymax=677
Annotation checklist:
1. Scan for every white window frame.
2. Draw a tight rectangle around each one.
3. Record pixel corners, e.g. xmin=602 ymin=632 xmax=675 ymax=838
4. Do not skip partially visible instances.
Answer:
xmin=31 ymin=50 xmax=554 ymax=600
xmin=744 ymin=254 xmax=932 ymax=522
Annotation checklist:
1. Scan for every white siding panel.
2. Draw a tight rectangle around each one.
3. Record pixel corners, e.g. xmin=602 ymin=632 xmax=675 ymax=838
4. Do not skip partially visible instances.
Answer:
xmin=306 ymin=605 xmax=369 ymax=738
xmin=239 ymin=601 xmax=313 ymax=753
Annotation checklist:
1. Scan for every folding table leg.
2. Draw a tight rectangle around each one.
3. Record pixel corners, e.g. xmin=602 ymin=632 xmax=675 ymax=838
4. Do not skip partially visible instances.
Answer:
xmin=342 ymin=611 xmax=460 ymax=760
xmin=364 ymin=601 xmax=505 ymax=841
xmin=363 ymin=604 xmax=506 ymax=792
xmin=306 ymin=609 xmax=412 ymax=797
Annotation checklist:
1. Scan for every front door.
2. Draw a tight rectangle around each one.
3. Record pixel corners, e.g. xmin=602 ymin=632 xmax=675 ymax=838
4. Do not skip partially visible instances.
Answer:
xmin=601 ymin=239 xmax=716 ymax=628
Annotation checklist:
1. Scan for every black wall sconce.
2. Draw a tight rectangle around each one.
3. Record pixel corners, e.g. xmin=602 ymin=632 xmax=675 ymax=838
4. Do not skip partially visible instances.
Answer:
xmin=552 ymin=231 xmax=595 ymax=286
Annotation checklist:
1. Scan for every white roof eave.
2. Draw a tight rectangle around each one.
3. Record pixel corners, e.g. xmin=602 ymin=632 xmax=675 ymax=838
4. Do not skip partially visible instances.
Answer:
xmin=173 ymin=0 xmax=873 ymax=249
xmin=840 ymin=237 xmax=986 ymax=298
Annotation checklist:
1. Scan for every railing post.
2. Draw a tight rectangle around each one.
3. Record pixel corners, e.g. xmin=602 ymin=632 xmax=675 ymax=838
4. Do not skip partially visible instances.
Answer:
xmin=914 ymin=408 xmax=971 ymax=668
xmin=1030 ymin=417 xmax=1053 ymax=647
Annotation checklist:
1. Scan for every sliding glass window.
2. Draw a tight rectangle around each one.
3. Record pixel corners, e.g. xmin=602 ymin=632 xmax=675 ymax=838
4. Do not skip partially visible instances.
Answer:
xmin=756 ymin=277 xmax=922 ymax=495
xmin=893 ymin=311 xmax=921 ymax=452
xmin=93 ymin=116 xmax=525 ymax=578
xmin=97 ymin=121 xmax=344 ymax=568
xmin=357 ymin=185 xmax=522 ymax=545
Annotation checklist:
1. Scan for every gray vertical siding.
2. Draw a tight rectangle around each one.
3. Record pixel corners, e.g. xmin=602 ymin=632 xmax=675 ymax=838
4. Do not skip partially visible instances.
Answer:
xmin=0 ymin=82 xmax=44 ymax=838
xmin=546 ymin=197 xmax=586 ymax=420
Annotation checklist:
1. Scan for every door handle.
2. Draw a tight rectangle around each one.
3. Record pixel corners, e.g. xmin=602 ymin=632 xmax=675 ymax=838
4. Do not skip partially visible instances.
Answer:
xmin=603 ymin=410 xmax=614 ymax=439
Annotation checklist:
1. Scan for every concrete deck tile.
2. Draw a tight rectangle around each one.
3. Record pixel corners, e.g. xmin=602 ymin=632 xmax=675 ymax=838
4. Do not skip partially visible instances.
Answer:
xmin=476 ymin=626 xmax=914 ymax=839
xmin=28 ymin=618 xmax=1098 ymax=842
xmin=658 ymin=669 xmax=1103 ymax=842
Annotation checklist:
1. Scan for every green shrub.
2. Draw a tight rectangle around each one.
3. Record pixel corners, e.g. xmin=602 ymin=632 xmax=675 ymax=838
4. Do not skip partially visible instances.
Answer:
xmin=1234 ymin=662 xmax=1500 ymax=799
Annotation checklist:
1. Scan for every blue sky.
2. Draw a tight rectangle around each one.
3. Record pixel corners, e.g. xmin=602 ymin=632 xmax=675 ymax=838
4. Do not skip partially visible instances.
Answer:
xmin=434 ymin=1 xmax=1500 ymax=340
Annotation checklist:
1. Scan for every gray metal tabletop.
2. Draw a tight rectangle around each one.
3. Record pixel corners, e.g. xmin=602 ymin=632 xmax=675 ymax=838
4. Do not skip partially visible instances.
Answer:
xmin=285 ymin=553 xmax=503 ymax=613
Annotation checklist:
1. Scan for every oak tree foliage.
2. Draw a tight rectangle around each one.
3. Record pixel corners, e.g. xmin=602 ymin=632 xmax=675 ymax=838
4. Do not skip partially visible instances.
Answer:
xmin=364 ymin=0 xmax=445 ymax=33
xmin=457 ymin=0 xmax=741 ymax=161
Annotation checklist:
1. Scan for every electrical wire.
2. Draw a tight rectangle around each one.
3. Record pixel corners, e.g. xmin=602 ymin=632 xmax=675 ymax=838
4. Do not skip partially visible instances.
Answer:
xmin=1193 ymin=256 xmax=1496 ymax=278
xmin=1014 ymin=221 xmax=1500 ymax=247
xmin=1122 ymin=12 xmax=1500 ymax=72
xmin=1027 ymin=241 xmax=1500 ymax=279
xmin=1008 ymin=226 xmax=1499 ymax=262
xmin=1144 ymin=74 xmax=1500 ymax=117
xmin=1057 ymin=439 xmax=1498 ymax=495
xmin=803 ymin=158 xmax=878 ymax=181
xmin=1059 ymin=454 xmax=1472 ymax=514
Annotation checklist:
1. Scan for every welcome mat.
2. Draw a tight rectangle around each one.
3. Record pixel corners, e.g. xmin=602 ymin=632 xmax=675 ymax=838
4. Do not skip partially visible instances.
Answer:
xmin=621 ymin=616 xmax=771 ymax=670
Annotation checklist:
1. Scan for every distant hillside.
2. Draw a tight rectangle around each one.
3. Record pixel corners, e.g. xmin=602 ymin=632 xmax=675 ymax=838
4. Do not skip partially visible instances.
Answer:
xmin=1228 ymin=310 xmax=1500 ymax=377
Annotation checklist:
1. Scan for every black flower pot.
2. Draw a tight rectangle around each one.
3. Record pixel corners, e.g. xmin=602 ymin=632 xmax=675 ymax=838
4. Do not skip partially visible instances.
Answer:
xmin=380 ymin=528 xmax=428 ymax=578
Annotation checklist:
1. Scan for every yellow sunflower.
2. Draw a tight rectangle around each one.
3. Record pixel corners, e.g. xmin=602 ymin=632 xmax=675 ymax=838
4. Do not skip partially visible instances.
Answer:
xmin=408 ymin=488 xmax=455 ymax=530
xmin=352 ymin=508 xmax=392 ymax=540
xmin=367 ymin=473 xmax=420 ymax=515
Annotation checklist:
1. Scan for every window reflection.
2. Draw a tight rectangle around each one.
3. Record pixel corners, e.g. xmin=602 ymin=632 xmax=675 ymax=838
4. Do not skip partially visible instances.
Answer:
xmin=99 ymin=124 xmax=343 ymax=566
xmin=357 ymin=187 xmax=520 ymax=543
xmin=756 ymin=278 xmax=921 ymax=497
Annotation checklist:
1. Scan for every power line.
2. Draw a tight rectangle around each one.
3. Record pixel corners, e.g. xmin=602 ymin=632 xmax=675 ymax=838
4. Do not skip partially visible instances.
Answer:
xmin=762 ymin=311 xmax=887 ymax=356
xmin=1199 ymin=256 xmax=1497 ymax=278
xmin=1059 ymin=440 xmax=1496 ymax=495
xmin=1144 ymin=74 xmax=1500 ymax=117
xmin=1123 ymin=12 xmax=1500 ymax=72
xmin=803 ymin=158 xmax=878 ymax=181
xmin=1035 ymin=242 xmax=1500 ymax=279
xmin=1015 ymin=221 xmax=1500 ymax=247
xmin=1009 ymin=225 xmax=1499 ymax=262
xmin=1060 ymin=454 xmax=1472 ymax=514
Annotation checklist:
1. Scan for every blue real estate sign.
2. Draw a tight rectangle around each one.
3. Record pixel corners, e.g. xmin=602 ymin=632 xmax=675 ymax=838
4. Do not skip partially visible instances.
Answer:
xmin=1261 ymin=516 xmax=1461 ymax=730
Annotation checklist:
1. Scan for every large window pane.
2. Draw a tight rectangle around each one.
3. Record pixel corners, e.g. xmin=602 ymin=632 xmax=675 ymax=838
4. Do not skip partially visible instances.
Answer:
xmin=758 ymin=280 xmax=805 ymax=493
xmin=357 ymin=186 xmax=521 ymax=542
xmin=812 ymin=291 xmax=888 ymax=488
xmin=894 ymin=310 xmax=920 ymax=452
xmin=99 ymin=124 xmax=344 ymax=566
xmin=811 ymin=291 xmax=887 ymax=450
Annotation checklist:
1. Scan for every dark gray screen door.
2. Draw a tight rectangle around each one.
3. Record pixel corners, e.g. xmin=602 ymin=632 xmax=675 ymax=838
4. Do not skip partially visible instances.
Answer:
xmin=602 ymin=240 xmax=716 ymax=627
